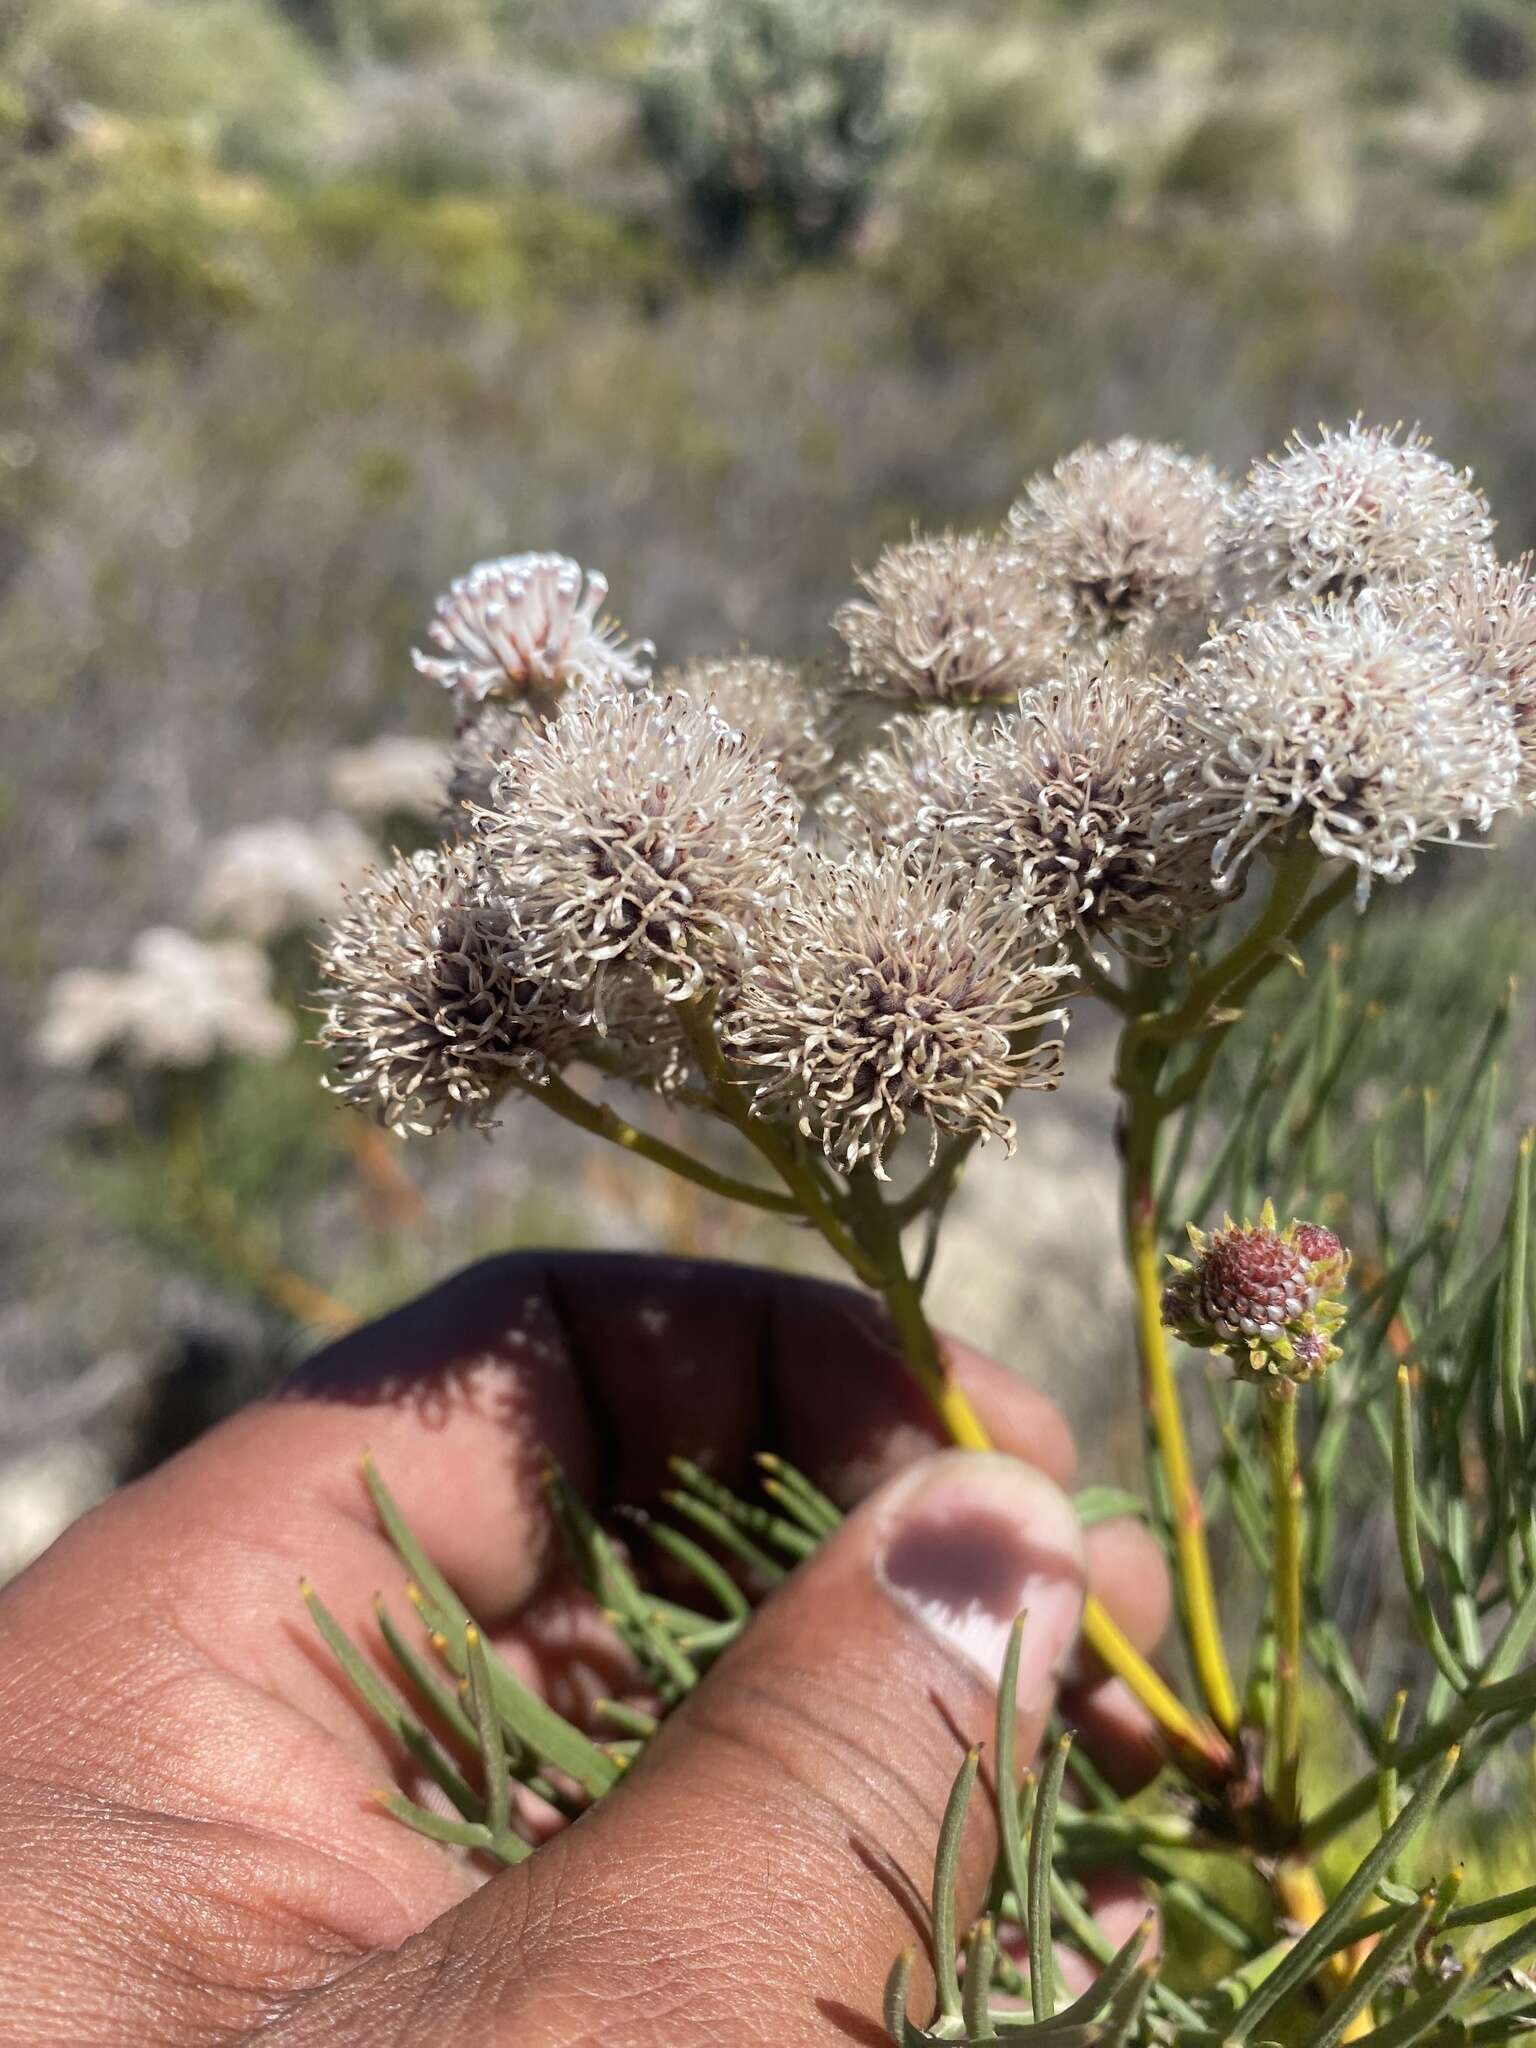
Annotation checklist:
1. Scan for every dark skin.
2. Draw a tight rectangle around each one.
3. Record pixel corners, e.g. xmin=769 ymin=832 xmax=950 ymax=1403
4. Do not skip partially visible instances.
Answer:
xmin=0 ymin=1254 xmax=1171 ymax=2045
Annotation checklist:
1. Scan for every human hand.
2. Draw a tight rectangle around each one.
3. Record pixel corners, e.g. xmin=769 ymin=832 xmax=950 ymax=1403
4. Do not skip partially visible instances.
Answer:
xmin=0 ymin=1254 xmax=1169 ymax=2045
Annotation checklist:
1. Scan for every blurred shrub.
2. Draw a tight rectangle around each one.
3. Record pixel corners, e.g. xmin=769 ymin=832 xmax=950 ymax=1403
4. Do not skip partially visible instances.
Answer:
xmin=4 ymin=0 xmax=329 ymax=156
xmin=300 ymin=179 xmax=678 ymax=314
xmin=69 ymin=124 xmax=285 ymax=345
xmin=274 ymin=0 xmax=508 ymax=63
xmin=638 ymin=0 xmax=901 ymax=259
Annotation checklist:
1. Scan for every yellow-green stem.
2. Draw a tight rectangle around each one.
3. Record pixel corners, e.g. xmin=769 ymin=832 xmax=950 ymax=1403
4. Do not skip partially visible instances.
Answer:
xmin=1266 ymin=1383 xmax=1303 ymax=1826
xmin=857 ymin=1184 xmax=1233 ymax=1778
xmin=675 ymin=999 xmax=883 ymax=1284
xmin=1125 ymin=1120 xmax=1243 ymax=1739
xmin=528 ymin=1072 xmax=800 ymax=1215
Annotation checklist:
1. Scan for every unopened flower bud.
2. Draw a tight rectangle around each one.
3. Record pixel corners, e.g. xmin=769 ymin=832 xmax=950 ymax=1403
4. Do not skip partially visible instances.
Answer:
xmin=1161 ymin=1199 xmax=1349 ymax=1385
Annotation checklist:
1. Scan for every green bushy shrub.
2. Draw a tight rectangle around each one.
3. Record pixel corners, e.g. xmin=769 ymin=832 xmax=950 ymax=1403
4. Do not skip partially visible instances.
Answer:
xmin=638 ymin=0 xmax=901 ymax=259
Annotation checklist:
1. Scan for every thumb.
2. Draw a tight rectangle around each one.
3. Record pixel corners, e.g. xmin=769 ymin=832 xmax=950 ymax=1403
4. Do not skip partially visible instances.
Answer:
xmin=305 ymin=1450 xmax=1087 ymax=2046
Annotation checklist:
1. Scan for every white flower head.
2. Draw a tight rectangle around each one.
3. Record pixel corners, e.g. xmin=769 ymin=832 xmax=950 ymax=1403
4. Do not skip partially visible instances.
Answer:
xmin=34 ymin=929 xmax=295 ymax=1071
xmin=822 ymin=708 xmax=982 ymax=853
xmin=448 ymin=702 xmax=527 ymax=824
xmin=477 ymin=678 xmax=801 ymax=1009
xmin=663 ymin=653 xmax=836 ymax=798
xmin=1006 ymin=437 xmax=1232 ymax=647
xmin=194 ymin=814 xmax=376 ymax=943
xmin=316 ymin=844 xmax=573 ymax=1137
xmin=952 ymin=657 xmax=1223 ymax=957
xmin=1177 ymin=594 xmax=1521 ymax=897
xmin=414 ymin=552 xmax=654 ymax=709
xmin=1225 ymin=421 xmax=1495 ymax=605
xmin=1385 ymin=556 xmax=1536 ymax=794
xmin=834 ymin=532 xmax=1075 ymax=705
xmin=722 ymin=851 xmax=1070 ymax=1177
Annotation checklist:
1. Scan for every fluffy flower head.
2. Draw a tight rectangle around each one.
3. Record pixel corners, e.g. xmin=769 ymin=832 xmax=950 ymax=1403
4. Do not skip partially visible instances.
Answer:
xmin=1161 ymin=1200 xmax=1350 ymax=1384
xmin=1177 ymin=595 xmax=1520 ymax=894
xmin=1386 ymin=556 xmax=1536 ymax=793
xmin=413 ymin=552 xmax=654 ymax=709
xmin=193 ymin=814 xmax=375 ymax=943
xmin=316 ymin=845 xmax=571 ymax=1137
xmin=663 ymin=654 xmax=835 ymax=797
xmin=1006 ymin=437 xmax=1231 ymax=645
xmin=478 ymin=679 xmax=800 ymax=1005
xmin=34 ymin=929 xmax=294 ymax=1071
xmin=1226 ymin=421 xmax=1494 ymax=603
xmin=722 ymin=853 xmax=1069 ymax=1175
xmin=834 ymin=532 xmax=1074 ymax=704
xmin=948 ymin=657 xmax=1222 ymax=955
xmin=822 ymin=708 xmax=982 ymax=853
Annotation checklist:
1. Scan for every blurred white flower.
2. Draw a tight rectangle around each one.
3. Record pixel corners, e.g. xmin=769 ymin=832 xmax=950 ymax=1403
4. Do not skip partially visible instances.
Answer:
xmin=327 ymin=736 xmax=453 ymax=822
xmin=34 ymin=929 xmax=295 ymax=1071
xmin=662 ymin=654 xmax=837 ymax=798
xmin=414 ymin=552 xmax=654 ymax=709
xmin=194 ymin=814 xmax=375 ymax=943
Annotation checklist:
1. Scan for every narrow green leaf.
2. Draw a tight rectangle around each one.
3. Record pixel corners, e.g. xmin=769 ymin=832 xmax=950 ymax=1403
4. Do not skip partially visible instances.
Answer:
xmin=883 ymin=1949 xmax=927 ymax=2048
xmin=375 ymin=1596 xmax=479 ymax=1752
xmin=1069 ymin=1486 xmax=1149 ymax=1528
xmin=1302 ymin=1890 xmax=1436 ymax=2048
xmin=1391 ymin=1368 xmax=1469 ymax=1689
xmin=961 ymin=1920 xmax=1000 ymax=2039
xmin=630 ymin=1509 xmax=749 ymax=1621
xmin=361 ymin=1453 xmax=472 ymax=1640
xmin=662 ymin=1490 xmax=786 ymax=1584
xmin=425 ymin=1610 xmax=619 ymax=1799
xmin=1500 ymin=1133 xmax=1535 ymax=1586
xmin=301 ymin=1579 xmax=481 ymax=1821
xmin=1236 ymin=1747 xmax=1459 ymax=2040
xmin=593 ymin=1698 xmax=660 ymax=1739
xmin=375 ymin=1790 xmax=502 ymax=1854
xmin=756 ymin=1453 xmax=843 ymax=1538
xmin=995 ymin=1616 xmax=1029 ymax=1915
xmin=669 ymin=1458 xmax=816 ymax=1560
xmin=1027 ymin=1733 xmax=1072 ymax=2022
xmin=465 ymin=1625 xmax=510 ymax=1845
xmin=931 ymin=1746 xmax=980 ymax=2022
xmin=1378 ymin=1689 xmax=1408 ymax=1882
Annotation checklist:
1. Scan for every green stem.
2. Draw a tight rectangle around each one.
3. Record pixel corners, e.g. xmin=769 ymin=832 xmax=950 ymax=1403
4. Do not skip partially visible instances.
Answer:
xmin=675 ymin=999 xmax=883 ymax=1285
xmin=1265 ymin=1383 xmax=1303 ymax=1826
xmin=893 ymin=1131 xmax=980 ymax=1225
xmin=847 ymin=1165 xmax=1233 ymax=1777
xmin=1133 ymin=839 xmax=1325 ymax=1046
xmin=1122 ymin=1080 xmax=1242 ymax=1739
xmin=528 ymin=1072 xmax=801 ymax=1214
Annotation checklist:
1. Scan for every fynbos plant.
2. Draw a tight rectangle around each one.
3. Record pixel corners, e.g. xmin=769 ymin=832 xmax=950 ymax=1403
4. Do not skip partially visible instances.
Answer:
xmin=639 ymin=0 xmax=901 ymax=259
xmin=309 ymin=426 xmax=1536 ymax=2042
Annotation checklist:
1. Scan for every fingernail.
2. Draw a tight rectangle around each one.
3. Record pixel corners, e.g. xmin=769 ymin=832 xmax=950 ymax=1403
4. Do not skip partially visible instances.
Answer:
xmin=875 ymin=1451 xmax=1086 ymax=1703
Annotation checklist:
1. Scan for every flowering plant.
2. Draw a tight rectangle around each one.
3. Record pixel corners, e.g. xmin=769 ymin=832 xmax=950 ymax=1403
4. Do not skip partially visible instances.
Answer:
xmin=310 ymin=425 xmax=1536 ymax=2042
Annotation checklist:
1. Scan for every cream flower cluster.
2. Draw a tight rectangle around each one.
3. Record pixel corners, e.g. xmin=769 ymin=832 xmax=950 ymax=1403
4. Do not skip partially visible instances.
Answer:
xmin=314 ymin=421 xmax=1529 ymax=1167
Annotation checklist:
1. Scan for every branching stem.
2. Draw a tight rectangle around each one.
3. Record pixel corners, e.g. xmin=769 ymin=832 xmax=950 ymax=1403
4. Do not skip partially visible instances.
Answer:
xmin=526 ymin=1071 xmax=801 ymax=1216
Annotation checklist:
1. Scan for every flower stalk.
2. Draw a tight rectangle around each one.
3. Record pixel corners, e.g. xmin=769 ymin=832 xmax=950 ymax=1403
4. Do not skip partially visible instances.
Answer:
xmin=1265 ymin=1382 xmax=1304 ymax=1825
